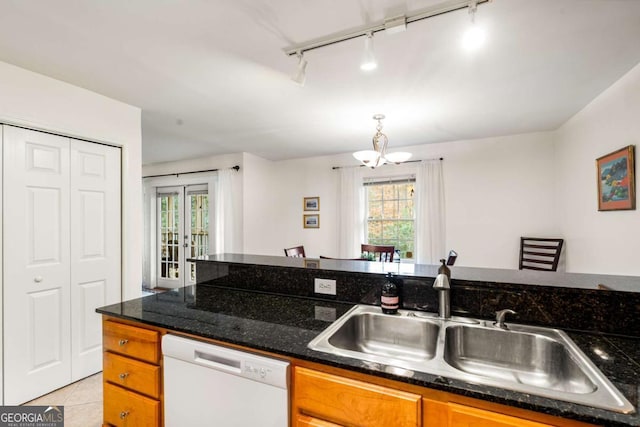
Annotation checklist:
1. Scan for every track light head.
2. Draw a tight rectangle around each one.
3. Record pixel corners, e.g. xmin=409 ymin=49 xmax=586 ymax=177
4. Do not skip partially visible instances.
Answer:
xmin=360 ymin=33 xmax=377 ymax=71
xmin=291 ymin=51 xmax=308 ymax=86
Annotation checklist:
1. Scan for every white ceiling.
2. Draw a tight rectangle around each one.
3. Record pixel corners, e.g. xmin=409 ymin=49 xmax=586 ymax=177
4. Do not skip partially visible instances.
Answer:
xmin=1 ymin=0 xmax=639 ymax=165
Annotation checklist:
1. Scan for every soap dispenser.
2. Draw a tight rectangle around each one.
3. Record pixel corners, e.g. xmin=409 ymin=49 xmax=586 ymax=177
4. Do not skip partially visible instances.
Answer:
xmin=381 ymin=273 xmax=399 ymax=314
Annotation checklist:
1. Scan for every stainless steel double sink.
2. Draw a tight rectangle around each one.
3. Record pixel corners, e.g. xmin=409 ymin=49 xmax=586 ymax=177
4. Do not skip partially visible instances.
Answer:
xmin=308 ymin=305 xmax=635 ymax=414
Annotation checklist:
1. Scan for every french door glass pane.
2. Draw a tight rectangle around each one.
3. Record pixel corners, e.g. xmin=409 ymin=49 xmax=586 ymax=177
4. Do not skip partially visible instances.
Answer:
xmin=159 ymin=193 xmax=180 ymax=280
xmin=189 ymin=193 xmax=209 ymax=283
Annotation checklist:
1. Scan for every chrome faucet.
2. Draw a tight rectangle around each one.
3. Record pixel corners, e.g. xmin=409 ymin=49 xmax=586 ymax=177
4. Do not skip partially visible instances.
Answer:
xmin=495 ymin=309 xmax=516 ymax=329
xmin=433 ymin=274 xmax=450 ymax=319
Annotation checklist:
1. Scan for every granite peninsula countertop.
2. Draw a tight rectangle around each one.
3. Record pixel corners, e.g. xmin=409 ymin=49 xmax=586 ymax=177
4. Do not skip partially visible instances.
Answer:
xmin=97 ymin=284 xmax=640 ymax=427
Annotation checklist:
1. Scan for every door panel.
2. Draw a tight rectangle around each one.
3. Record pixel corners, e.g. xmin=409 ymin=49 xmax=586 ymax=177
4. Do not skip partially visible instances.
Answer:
xmin=70 ymin=141 xmax=121 ymax=380
xmin=3 ymin=126 xmax=71 ymax=404
xmin=29 ymin=288 xmax=63 ymax=369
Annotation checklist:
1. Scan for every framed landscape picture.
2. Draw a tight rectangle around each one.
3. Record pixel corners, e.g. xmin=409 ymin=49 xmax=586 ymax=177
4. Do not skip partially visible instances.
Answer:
xmin=303 ymin=196 xmax=320 ymax=211
xmin=303 ymin=214 xmax=320 ymax=228
xmin=596 ymin=145 xmax=635 ymax=211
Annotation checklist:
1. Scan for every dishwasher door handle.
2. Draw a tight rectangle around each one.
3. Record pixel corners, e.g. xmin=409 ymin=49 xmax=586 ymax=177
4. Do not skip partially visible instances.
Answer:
xmin=193 ymin=349 xmax=242 ymax=375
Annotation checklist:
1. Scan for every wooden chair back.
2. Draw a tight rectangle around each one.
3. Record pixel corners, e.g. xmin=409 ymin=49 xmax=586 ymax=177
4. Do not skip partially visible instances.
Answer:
xmin=519 ymin=237 xmax=564 ymax=271
xmin=284 ymin=245 xmax=306 ymax=258
xmin=361 ymin=244 xmax=395 ymax=262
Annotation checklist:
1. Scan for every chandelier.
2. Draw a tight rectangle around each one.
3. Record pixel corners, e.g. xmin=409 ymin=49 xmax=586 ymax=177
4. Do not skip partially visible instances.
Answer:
xmin=353 ymin=114 xmax=412 ymax=168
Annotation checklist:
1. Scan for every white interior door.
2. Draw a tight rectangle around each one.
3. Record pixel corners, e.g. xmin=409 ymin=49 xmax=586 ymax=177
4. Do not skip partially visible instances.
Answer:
xmin=70 ymin=140 xmax=121 ymax=381
xmin=156 ymin=185 xmax=209 ymax=288
xmin=3 ymin=126 xmax=71 ymax=404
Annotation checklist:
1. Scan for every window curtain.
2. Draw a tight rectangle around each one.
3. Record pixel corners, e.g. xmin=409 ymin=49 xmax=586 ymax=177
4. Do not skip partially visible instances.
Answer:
xmin=337 ymin=167 xmax=365 ymax=258
xmin=213 ymin=168 xmax=242 ymax=254
xmin=415 ymin=160 xmax=446 ymax=264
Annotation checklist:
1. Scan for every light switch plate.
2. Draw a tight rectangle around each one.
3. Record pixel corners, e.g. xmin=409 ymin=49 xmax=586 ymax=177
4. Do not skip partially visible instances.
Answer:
xmin=314 ymin=278 xmax=336 ymax=295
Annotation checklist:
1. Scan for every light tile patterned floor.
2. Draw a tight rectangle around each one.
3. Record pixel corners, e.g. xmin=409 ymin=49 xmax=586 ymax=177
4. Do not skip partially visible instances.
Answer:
xmin=23 ymin=372 xmax=103 ymax=427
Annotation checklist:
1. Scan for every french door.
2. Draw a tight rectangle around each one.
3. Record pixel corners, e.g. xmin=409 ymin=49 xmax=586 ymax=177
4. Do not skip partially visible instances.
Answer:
xmin=156 ymin=185 xmax=209 ymax=288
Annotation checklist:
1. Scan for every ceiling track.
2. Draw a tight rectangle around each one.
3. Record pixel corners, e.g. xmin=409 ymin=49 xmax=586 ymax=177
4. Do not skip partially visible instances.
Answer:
xmin=283 ymin=0 xmax=491 ymax=56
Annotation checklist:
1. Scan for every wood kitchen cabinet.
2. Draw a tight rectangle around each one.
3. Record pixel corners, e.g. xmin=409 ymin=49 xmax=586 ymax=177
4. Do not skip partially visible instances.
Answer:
xmin=292 ymin=366 xmax=422 ymax=427
xmin=292 ymin=364 xmax=596 ymax=427
xmin=102 ymin=319 xmax=163 ymax=427
xmin=98 ymin=317 xmax=598 ymax=427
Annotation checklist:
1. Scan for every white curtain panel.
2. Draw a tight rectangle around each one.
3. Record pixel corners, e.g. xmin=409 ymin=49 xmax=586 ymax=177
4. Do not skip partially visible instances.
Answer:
xmin=415 ymin=160 xmax=446 ymax=264
xmin=337 ymin=167 xmax=365 ymax=258
xmin=213 ymin=169 xmax=242 ymax=254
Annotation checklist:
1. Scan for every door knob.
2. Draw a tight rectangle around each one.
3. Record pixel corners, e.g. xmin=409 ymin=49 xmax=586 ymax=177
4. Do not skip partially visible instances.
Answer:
xmin=34 ymin=276 xmax=43 ymax=283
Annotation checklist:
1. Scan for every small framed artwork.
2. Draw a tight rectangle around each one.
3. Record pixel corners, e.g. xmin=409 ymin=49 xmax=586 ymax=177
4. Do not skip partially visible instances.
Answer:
xmin=303 ymin=214 xmax=320 ymax=228
xmin=596 ymin=145 xmax=635 ymax=211
xmin=303 ymin=196 xmax=320 ymax=211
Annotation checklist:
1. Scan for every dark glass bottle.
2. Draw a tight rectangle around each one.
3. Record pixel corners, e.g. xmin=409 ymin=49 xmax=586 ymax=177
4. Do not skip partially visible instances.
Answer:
xmin=381 ymin=273 xmax=399 ymax=314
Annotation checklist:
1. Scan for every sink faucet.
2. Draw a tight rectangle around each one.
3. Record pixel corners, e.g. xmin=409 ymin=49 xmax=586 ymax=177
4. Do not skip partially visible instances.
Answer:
xmin=433 ymin=274 xmax=450 ymax=319
xmin=495 ymin=309 xmax=516 ymax=329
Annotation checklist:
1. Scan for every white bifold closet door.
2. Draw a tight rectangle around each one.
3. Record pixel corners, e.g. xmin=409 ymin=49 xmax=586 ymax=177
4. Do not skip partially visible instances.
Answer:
xmin=2 ymin=126 xmax=121 ymax=404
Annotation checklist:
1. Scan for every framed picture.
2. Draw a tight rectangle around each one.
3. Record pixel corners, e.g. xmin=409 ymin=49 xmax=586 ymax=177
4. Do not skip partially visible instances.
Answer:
xmin=303 ymin=214 xmax=320 ymax=228
xmin=303 ymin=196 xmax=320 ymax=211
xmin=596 ymin=145 xmax=635 ymax=211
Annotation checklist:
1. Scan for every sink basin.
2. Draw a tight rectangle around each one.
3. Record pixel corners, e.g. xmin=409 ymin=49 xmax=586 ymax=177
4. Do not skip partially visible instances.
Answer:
xmin=327 ymin=311 xmax=439 ymax=363
xmin=308 ymin=304 xmax=635 ymax=414
xmin=444 ymin=325 xmax=596 ymax=394
xmin=308 ymin=305 xmax=440 ymax=369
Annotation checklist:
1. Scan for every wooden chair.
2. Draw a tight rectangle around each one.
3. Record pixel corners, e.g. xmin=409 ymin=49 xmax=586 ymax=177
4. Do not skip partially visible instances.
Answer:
xmin=284 ymin=245 xmax=306 ymax=258
xmin=519 ymin=237 xmax=564 ymax=271
xmin=361 ymin=244 xmax=395 ymax=262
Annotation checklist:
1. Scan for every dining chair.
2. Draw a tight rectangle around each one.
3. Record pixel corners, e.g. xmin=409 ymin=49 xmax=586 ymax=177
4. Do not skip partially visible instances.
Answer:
xmin=519 ymin=237 xmax=564 ymax=271
xmin=361 ymin=244 xmax=395 ymax=262
xmin=284 ymin=245 xmax=306 ymax=258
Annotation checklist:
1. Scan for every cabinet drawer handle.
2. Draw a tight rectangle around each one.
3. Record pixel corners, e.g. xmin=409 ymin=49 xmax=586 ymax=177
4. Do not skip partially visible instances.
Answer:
xmin=119 ymin=411 xmax=130 ymax=419
xmin=119 ymin=372 xmax=129 ymax=380
xmin=118 ymin=339 xmax=129 ymax=346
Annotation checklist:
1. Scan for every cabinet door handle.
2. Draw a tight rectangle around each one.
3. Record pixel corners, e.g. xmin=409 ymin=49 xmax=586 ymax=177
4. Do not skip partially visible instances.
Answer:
xmin=118 ymin=339 xmax=128 ymax=346
xmin=119 ymin=411 xmax=130 ymax=419
xmin=34 ymin=276 xmax=43 ymax=283
xmin=119 ymin=372 xmax=129 ymax=380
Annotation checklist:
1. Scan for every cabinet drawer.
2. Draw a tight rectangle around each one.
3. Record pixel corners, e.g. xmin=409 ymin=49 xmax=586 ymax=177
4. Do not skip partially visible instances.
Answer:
xmin=424 ymin=399 xmax=556 ymax=427
xmin=104 ymin=351 xmax=160 ymax=398
xmin=103 ymin=321 xmax=160 ymax=363
xmin=294 ymin=367 xmax=421 ymax=427
xmin=104 ymin=382 xmax=159 ymax=427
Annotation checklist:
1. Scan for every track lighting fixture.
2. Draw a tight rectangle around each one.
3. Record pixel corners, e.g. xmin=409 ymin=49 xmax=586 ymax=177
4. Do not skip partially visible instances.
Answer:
xmin=285 ymin=0 xmax=491 ymax=83
xmin=353 ymin=114 xmax=412 ymax=168
xmin=360 ymin=32 xmax=377 ymax=71
xmin=461 ymin=0 xmax=487 ymax=50
xmin=291 ymin=51 xmax=307 ymax=86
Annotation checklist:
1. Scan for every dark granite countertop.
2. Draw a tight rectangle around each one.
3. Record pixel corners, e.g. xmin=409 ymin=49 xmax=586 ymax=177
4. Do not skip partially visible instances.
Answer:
xmin=97 ymin=284 xmax=640 ymax=426
xmin=193 ymin=254 xmax=640 ymax=292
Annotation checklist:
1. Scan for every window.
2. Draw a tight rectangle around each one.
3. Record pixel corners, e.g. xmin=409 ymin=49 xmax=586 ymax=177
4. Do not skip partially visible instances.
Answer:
xmin=365 ymin=178 xmax=415 ymax=259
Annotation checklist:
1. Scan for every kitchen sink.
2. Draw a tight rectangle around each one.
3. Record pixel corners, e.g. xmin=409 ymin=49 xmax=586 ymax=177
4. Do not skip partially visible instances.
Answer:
xmin=444 ymin=324 xmax=596 ymax=394
xmin=327 ymin=311 xmax=439 ymax=363
xmin=309 ymin=306 xmax=440 ymax=368
xmin=308 ymin=304 xmax=635 ymax=414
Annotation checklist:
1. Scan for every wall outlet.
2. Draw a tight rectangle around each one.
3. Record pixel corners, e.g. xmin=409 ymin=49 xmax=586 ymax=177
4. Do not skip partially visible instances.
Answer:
xmin=314 ymin=278 xmax=337 ymax=295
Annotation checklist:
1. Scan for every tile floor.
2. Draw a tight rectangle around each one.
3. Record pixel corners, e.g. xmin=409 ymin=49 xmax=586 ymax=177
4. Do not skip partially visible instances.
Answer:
xmin=24 ymin=372 xmax=103 ymax=427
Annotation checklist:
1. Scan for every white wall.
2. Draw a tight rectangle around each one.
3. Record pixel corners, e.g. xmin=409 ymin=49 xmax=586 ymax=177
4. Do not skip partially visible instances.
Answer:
xmin=555 ymin=62 xmax=640 ymax=276
xmin=0 ymin=60 xmax=143 ymax=301
xmin=245 ymin=132 xmax=557 ymax=270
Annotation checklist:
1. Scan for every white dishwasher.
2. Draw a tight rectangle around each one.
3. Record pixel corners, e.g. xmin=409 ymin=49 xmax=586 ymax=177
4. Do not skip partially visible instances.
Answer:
xmin=162 ymin=334 xmax=290 ymax=427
